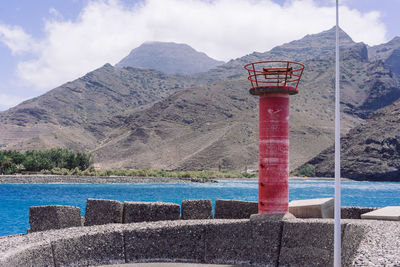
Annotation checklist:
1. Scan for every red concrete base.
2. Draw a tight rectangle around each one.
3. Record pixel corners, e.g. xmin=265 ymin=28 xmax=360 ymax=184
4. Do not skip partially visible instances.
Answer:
xmin=258 ymin=93 xmax=290 ymax=214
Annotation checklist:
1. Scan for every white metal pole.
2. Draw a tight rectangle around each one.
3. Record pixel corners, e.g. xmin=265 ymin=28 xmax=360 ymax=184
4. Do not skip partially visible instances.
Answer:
xmin=334 ymin=0 xmax=341 ymax=266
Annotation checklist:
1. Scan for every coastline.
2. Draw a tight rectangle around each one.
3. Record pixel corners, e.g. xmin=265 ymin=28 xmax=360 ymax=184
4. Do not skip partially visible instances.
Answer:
xmin=0 ymin=174 xmax=351 ymax=184
xmin=0 ymin=174 xmax=215 ymax=184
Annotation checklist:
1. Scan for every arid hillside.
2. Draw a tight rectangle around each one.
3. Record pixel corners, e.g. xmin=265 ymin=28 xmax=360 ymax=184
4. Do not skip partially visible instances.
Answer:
xmin=1 ymin=28 xmax=399 ymax=178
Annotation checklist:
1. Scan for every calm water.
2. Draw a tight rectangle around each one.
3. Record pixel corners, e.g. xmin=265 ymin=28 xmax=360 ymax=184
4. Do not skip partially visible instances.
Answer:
xmin=0 ymin=180 xmax=399 ymax=237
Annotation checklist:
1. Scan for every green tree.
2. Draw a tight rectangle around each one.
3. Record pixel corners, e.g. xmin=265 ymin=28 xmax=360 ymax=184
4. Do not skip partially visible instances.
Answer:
xmin=295 ymin=164 xmax=316 ymax=177
xmin=0 ymin=155 xmax=15 ymax=174
xmin=0 ymin=148 xmax=92 ymax=174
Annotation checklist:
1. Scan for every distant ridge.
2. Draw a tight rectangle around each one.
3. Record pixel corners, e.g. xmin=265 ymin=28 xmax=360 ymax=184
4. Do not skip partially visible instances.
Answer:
xmin=116 ymin=42 xmax=224 ymax=74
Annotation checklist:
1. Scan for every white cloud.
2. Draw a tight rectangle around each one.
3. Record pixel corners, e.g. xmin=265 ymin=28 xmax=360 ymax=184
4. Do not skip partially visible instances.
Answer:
xmin=0 ymin=94 xmax=25 ymax=111
xmin=0 ymin=0 xmax=388 ymax=93
xmin=340 ymin=7 xmax=386 ymax=44
xmin=49 ymin=8 xmax=64 ymax=21
xmin=0 ymin=24 xmax=36 ymax=55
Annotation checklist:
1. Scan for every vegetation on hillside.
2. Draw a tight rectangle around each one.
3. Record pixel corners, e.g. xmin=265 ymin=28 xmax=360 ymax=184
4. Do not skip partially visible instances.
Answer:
xmin=0 ymin=148 xmax=256 ymax=178
xmin=0 ymin=149 xmax=92 ymax=174
xmin=291 ymin=164 xmax=316 ymax=177
xmin=40 ymin=168 xmax=257 ymax=179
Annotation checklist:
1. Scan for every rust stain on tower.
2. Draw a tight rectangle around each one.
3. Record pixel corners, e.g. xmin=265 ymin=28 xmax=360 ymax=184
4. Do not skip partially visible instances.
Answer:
xmin=244 ymin=61 xmax=304 ymax=214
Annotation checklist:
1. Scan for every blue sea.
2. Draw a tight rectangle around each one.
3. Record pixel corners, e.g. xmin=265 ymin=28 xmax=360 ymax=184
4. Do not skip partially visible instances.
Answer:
xmin=0 ymin=180 xmax=399 ymax=237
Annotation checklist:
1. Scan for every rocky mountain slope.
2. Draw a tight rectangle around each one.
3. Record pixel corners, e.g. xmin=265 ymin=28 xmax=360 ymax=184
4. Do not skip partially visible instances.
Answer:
xmin=300 ymin=98 xmax=400 ymax=181
xmin=116 ymin=42 xmax=224 ymax=74
xmin=1 ymin=28 xmax=399 ymax=178
xmin=368 ymin=36 xmax=400 ymax=62
xmin=0 ymin=64 xmax=200 ymax=151
xmin=196 ymin=27 xmax=356 ymax=81
xmin=1 ymin=64 xmax=197 ymax=127
xmin=89 ymin=73 xmax=358 ymax=171
xmin=91 ymin=36 xmax=385 ymax=170
xmin=192 ymin=28 xmax=400 ymax=118
xmin=296 ymin=36 xmax=400 ymax=180
xmin=368 ymin=37 xmax=400 ymax=81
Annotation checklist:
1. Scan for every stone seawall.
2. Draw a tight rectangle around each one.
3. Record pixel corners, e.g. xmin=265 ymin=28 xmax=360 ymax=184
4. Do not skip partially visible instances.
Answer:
xmin=27 ymin=199 xmax=379 ymax=234
xmin=0 ymin=219 xmax=399 ymax=266
xmin=2 ymin=196 xmax=397 ymax=266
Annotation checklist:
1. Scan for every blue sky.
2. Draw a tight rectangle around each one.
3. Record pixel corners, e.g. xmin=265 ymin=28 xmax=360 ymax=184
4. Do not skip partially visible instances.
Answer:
xmin=0 ymin=0 xmax=399 ymax=111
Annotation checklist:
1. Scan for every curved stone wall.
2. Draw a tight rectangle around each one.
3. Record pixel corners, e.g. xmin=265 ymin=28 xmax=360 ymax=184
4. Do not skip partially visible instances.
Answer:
xmin=27 ymin=199 xmax=379 ymax=234
xmin=1 ymin=218 xmax=399 ymax=267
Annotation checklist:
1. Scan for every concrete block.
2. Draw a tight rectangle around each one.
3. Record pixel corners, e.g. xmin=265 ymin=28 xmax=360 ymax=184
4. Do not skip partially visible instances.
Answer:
xmin=289 ymin=198 xmax=334 ymax=218
xmin=181 ymin=199 xmax=212 ymax=220
xmin=2 ymin=217 xmax=400 ymax=266
xmin=0 ymin=243 xmax=54 ymax=267
xmin=248 ymin=220 xmax=283 ymax=266
xmin=279 ymin=219 xmax=336 ymax=267
xmin=123 ymin=201 xmax=180 ymax=223
xmin=204 ymin=221 xmax=253 ymax=265
xmin=341 ymin=220 xmax=400 ymax=266
xmin=341 ymin=222 xmax=370 ymax=266
xmin=84 ymin=198 xmax=123 ymax=226
xmin=341 ymin=206 xmax=377 ymax=219
xmin=124 ymin=222 xmax=206 ymax=262
xmin=52 ymin=228 xmax=125 ymax=266
xmin=361 ymin=206 xmax=400 ymax=221
xmin=214 ymin=199 xmax=258 ymax=219
xmin=204 ymin=220 xmax=281 ymax=266
xmin=29 ymin=205 xmax=81 ymax=232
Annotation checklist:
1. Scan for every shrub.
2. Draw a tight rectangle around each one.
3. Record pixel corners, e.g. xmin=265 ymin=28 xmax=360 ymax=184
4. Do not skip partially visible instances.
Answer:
xmin=41 ymin=169 xmax=52 ymax=175
xmin=295 ymin=164 xmax=316 ymax=177
xmin=241 ymin=172 xmax=257 ymax=178
xmin=0 ymin=149 xmax=92 ymax=174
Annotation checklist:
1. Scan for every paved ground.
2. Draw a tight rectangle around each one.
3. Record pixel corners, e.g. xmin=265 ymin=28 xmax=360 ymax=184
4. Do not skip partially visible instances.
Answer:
xmin=98 ymin=263 xmax=251 ymax=267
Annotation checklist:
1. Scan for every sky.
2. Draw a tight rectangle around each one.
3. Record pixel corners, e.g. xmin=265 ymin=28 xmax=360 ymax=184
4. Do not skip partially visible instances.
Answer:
xmin=0 ymin=0 xmax=399 ymax=111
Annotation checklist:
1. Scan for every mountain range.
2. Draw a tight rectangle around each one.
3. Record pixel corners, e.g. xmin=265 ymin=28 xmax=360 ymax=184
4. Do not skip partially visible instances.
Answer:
xmin=1 ymin=27 xmax=399 ymax=180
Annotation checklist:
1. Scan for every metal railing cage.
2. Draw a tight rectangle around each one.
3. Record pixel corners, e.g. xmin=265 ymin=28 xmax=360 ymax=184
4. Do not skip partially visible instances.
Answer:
xmin=244 ymin=60 xmax=305 ymax=95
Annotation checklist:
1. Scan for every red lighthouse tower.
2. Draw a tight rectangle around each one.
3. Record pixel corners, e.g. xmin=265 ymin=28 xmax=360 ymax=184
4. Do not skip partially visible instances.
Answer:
xmin=244 ymin=61 xmax=304 ymax=214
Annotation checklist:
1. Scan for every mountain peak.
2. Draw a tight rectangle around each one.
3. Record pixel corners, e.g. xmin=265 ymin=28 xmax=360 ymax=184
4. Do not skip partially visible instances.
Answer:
xmin=387 ymin=36 xmax=400 ymax=45
xmin=266 ymin=26 xmax=355 ymax=61
xmin=368 ymin=35 xmax=400 ymax=62
xmin=323 ymin=26 xmax=354 ymax=41
xmin=116 ymin=42 xmax=224 ymax=74
xmin=284 ymin=26 xmax=354 ymax=48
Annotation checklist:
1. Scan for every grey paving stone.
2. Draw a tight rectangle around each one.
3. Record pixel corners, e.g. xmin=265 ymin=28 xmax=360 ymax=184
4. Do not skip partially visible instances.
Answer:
xmin=98 ymin=263 xmax=252 ymax=267
xmin=84 ymin=198 xmax=124 ymax=226
xmin=181 ymin=199 xmax=212 ymax=220
xmin=123 ymin=201 xmax=180 ymax=223
xmin=29 ymin=205 xmax=81 ymax=232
